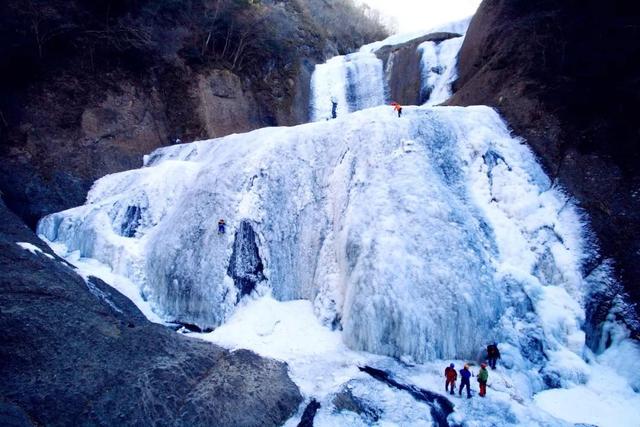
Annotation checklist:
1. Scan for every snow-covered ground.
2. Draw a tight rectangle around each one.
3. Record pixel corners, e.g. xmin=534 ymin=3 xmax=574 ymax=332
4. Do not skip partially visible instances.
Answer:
xmin=203 ymin=292 xmax=640 ymax=426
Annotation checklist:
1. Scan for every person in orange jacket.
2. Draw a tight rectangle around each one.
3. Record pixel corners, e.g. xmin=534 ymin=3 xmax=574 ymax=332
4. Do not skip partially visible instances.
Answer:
xmin=391 ymin=102 xmax=403 ymax=117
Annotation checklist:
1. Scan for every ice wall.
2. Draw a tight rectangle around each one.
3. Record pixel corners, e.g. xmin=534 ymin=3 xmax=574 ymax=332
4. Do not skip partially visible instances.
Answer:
xmin=39 ymin=106 xmax=590 ymax=364
xmin=419 ymin=37 xmax=464 ymax=105
xmin=310 ymin=52 xmax=386 ymax=121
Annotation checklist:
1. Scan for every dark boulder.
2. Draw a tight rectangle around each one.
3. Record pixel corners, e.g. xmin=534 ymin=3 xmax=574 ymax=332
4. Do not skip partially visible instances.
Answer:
xmin=448 ymin=0 xmax=640 ymax=339
xmin=0 ymin=199 xmax=302 ymax=426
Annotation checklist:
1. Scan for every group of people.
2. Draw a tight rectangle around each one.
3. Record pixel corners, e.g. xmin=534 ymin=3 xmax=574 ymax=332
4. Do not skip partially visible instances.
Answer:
xmin=444 ymin=343 xmax=501 ymax=399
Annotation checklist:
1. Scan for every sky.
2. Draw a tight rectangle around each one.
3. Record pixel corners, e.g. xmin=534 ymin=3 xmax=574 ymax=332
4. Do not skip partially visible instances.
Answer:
xmin=360 ymin=0 xmax=482 ymax=33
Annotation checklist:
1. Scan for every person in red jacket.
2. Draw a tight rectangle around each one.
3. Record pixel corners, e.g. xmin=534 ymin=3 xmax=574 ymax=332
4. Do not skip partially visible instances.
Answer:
xmin=444 ymin=363 xmax=457 ymax=395
xmin=391 ymin=102 xmax=403 ymax=117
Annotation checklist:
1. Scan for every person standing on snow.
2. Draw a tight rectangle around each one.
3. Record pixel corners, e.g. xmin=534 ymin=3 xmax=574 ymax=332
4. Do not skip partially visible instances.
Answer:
xmin=487 ymin=343 xmax=501 ymax=369
xmin=218 ymin=219 xmax=226 ymax=234
xmin=444 ymin=363 xmax=457 ymax=395
xmin=392 ymin=102 xmax=403 ymax=117
xmin=459 ymin=364 xmax=472 ymax=398
xmin=331 ymin=97 xmax=338 ymax=119
xmin=478 ymin=363 xmax=489 ymax=397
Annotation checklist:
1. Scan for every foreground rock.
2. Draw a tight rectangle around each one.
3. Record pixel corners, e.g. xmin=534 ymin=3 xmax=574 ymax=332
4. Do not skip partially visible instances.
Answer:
xmin=449 ymin=0 xmax=640 ymax=336
xmin=0 ymin=200 xmax=301 ymax=426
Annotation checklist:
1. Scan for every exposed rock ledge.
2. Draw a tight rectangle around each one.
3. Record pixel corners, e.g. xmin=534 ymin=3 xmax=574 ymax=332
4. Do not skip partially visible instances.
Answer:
xmin=0 ymin=199 xmax=301 ymax=426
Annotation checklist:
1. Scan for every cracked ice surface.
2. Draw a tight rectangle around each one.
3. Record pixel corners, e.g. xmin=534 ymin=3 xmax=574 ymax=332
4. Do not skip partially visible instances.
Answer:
xmin=39 ymin=105 xmax=592 ymax=368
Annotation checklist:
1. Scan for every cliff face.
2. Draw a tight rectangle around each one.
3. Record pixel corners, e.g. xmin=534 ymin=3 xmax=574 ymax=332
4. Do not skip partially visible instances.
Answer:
xmin=449 ymin=0 xmax=640 ymax=333
xmin=0 ymin=199 xmax=302 ymax=426
xmin=0 ymin=0 xmax=387 ymax=228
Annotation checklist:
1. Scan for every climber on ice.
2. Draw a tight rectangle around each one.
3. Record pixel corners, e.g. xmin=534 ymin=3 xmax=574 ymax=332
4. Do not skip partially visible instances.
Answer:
xmin=487 ymin=343 xmax=500 ymax=369
xmin=331 ymin=97 xmax=338 ymax=119
xmin=391 ymin=102 xmax=402 ymax=118
xmin=444 ymin=363 xmax=457 ymax=395
xmin=218 ymin=219 xmax=226 ymax=234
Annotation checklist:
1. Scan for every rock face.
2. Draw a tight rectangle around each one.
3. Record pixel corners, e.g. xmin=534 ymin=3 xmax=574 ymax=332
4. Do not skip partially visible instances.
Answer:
xmin=0 ymin=200 xmax=302 ymax=426
xmin=228 ymin=220 xmax=265 ymax=300
xmin=449 ymin=0 xmax=640 ymax=333
xmin=375 ymin=32 xmax=461 ymax=105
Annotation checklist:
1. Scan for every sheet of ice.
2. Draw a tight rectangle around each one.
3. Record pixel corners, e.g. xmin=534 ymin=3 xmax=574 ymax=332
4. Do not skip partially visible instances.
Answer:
xmin=38 ymin=105 xmax=591 ymax=369
xmin=310 ymin=52 xmax=386 ymax=121
xmin=419 ymin=36 xmax=464 ymax=105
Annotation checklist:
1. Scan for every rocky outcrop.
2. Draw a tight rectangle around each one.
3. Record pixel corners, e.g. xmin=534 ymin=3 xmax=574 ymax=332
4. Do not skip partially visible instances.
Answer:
xmin=448 ymin=0 xmax=640 ymax=336
xmin=228 ymin=220 xmax=265 ymax=300
xmin=375 ymin=32 xmax=461 ymax=105
xmin=0 ymin=199 xmax=302 ymax=426
xmin=196 ymin=69 xmax=262 ymax=138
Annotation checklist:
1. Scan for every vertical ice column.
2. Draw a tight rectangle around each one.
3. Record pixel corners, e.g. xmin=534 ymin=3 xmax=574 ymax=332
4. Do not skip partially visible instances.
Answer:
xmin=344 ymin=52 xmax=387 ymax=112
xmin=419 ymin=37 xmax=464 ymax=105
xmin=310 ymin=56 xmax=349 ymax=122
xmin=310 ymin=53 xmax=386 ymax=121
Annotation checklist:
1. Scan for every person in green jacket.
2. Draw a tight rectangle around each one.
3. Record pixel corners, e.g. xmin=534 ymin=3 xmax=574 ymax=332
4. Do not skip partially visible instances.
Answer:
xmin=478 ymin=363 xmax=489 ymax=397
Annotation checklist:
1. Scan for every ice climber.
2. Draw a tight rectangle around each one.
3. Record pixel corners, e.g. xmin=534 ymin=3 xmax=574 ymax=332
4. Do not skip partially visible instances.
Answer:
xmin=444 ymin=363 xmax=457 ymax=395
xmin=487 ymin=343 xmax=500 ymax=369
xmin=459 ymin=364 xmax=472 ymax=398
xmin=331 ymin=97 xmax=338 ymax=119
xmin=218 ymin=219 xmax=226 ymax=234
xmin=478 ymin=363 xmax=489 ymax=397
xmin=392 ymin=102 xmax=402 ymax=117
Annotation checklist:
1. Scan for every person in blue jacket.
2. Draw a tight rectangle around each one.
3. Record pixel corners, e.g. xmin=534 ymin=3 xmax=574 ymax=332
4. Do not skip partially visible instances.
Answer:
xmin=218 ymin=219 xmax=226 ymax=234
xmin=459 ymin=364 xmax=472 ymax=398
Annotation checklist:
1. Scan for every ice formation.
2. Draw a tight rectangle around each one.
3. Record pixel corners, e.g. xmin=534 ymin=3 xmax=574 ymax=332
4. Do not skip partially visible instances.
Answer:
xmin=39 ymin=104 xmax=589 ymax=365
xmin=419 ymin=37 xmax=464 ymax=105
xmin=313 ymin=28 xmax=465 ymax=116
xmin=310 ymin=52 xmax=386 ymax=121
xmin=37 ymin=24 xmax=640 ymax=426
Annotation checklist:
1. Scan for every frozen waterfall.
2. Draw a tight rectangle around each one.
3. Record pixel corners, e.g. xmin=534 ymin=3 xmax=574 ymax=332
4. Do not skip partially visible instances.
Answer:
xmin=310 ymin=52 xmax=386 ymax=121
xmin=38 ymin=105 xmax=589 ymax=365
xmin=419 ymin=36 xmax=465 ymax=105
xmin=312 ymin=33 xmax=464 ymax=112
